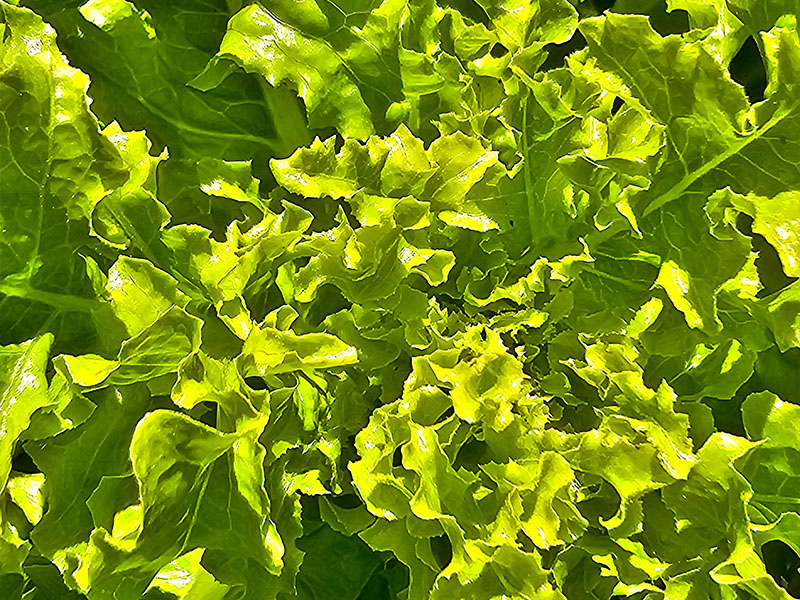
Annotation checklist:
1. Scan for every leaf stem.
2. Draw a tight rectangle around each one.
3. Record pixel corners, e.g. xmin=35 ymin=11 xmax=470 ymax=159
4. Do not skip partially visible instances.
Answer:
xmin=0 ymin=283 xmax=101 ymax=314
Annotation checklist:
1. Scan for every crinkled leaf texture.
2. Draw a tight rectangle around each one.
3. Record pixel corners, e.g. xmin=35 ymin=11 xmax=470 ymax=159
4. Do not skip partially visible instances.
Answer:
xmin=2 ymin=0 xmax=800 ymax=599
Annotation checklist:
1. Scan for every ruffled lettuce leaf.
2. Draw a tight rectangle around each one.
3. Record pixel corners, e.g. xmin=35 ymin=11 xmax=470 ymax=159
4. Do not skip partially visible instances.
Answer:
xmin=3 ymin=0 xmax=800 ymax=598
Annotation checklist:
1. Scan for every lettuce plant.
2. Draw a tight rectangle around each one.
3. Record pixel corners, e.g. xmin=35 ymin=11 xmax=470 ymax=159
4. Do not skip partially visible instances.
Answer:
xmin=2 ymin=0 xmax=800 ymax=598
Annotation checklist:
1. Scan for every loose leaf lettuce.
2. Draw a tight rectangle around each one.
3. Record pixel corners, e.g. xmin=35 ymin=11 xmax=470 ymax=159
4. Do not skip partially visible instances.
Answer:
xmin=3 ymin=0 xmax=800 ymax=598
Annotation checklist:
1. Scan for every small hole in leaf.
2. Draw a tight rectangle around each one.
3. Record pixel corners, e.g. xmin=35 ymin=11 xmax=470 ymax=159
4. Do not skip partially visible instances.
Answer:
xmin=436 ymin=406 xmax=455 ymax=424
xmin=437 ymin=293 xmax=464 ymax=311
xmin=737 ymin=212 xmax=754 ymax=235
xmin=752 ymin=231 xmax=797 ymax=297
xmin=499 ymin=331 xmax=517 ymax=350
xmin=12 ymin=449 xmax=39 ymax=474
xmin=707 ymin=397 xmax=746 ymax=437
xmin=762 ymin=540 xmax=800 ymax=597
xmin=340 ymin=199 xmax=361 ymax=229
xmin=650 ymin=6 xmax=689 ymax=35
xmin=430 ymin=534 xmax=453 ymax=569
xmin=490 ymin=42 xmax=508 ymax=57
xmin=729 ymin=36 xmax=768 ymax=103
xmin=509 ymin=219 xmax=514 ymax=226
xmin=539 ymin=544 xmax=560 ymax=569
xmin=244 ymin=376 xmax=267 ymax=390
xmin=392 ymin=446 xmax=403 ymax=467
xmin=333 ymin=134 xmax=345 ymax=153
xmin=591 ymin=0 xmax=615 ymax=12
xmin=196 ymin=401 xmax=217 ymax=428
xmin=611 ymin=96 xmax=625 ymax=115
xmin=300 ymin=495 xmax=321 ymax=521
xmin=613 ymin=0 xmax=688 ymax=35
xmin=330 ymin=493 xmax=363 ymax=509
xmin=540 ymin=30 xmax=587 ymax=71
xmin=515 ymin=530 xmax=536 ymax=552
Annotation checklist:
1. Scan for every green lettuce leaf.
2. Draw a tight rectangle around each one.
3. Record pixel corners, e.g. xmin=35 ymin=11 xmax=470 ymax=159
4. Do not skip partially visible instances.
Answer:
xmin=5 ymin=0 xmax=800 ymax=597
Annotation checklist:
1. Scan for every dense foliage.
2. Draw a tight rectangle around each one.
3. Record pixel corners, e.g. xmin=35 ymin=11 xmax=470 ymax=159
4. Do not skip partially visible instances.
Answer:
xmin=2 ymin=0 xmax=800 ymax=598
